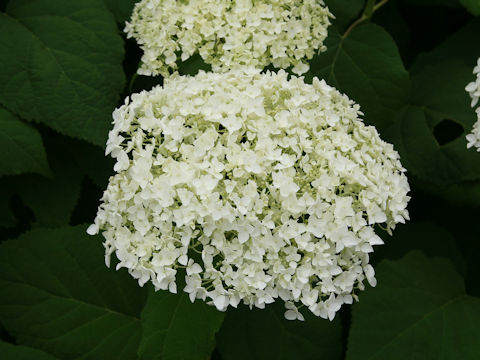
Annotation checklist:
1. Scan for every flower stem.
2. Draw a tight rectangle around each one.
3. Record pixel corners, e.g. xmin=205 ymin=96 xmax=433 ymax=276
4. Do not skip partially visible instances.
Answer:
xmin=363 ymin=0 xmax=377 ymax=19
xmin=342 ymin=0 xmax=390 ymax=39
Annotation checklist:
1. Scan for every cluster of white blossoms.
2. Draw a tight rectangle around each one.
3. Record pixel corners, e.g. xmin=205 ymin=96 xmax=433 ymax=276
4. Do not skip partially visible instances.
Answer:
xmin=125 ymin=0 xmax=332 ymax=76
xmin=466 ymin=58 xmax=480 ymax=151
xmin=89 ymin=70 xmax=410 ymax=320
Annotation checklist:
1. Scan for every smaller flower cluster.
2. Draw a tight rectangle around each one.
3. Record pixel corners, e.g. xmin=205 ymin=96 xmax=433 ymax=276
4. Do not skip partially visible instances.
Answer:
xmin=125 ymin=0 xmax=332 ymax=77
xmin=466 ymin=58 xmax=480 ymax=151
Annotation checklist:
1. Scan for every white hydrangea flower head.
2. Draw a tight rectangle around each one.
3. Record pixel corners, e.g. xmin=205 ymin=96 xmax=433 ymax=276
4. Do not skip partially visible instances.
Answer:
xmin=125 ymin=0 xmax=332 ymax=76
xmin=466 ymin=58 xmax=480 ymax=151
xmin=88 ymin=69 xmax=410 ymax=321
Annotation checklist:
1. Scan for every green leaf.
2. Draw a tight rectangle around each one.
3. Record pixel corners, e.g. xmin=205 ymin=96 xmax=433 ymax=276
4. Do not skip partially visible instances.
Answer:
xmin=413 ymin=179 xmax=480 ymax=208
xmin=308 ymin=23 xmax=410 ymax=131
xmin=347 ymin=251 xmax=480 ymax=360
xmin=16 ymin=173 xmax=82 ymax=228
xmin=385 ymin=100 xmax=480 ymax=186
xmin=0 ymin=341 xmax=59 ymax=360
xmin=384 ymin=103 xmax=480 ymax=203
xmin=0 ymin=225 xmax=145 ymax=360
xmin=66 ymin=138 xmax=114 ymax=188
xmin=103 ymin=0 xmax=136 ymax=24
xmin=372 ymin=222 xmax=466 ymax=276
xmin=0 ymin=0 xmax=125 ymax=146
xmin=382 ymin=20 xmax=480 ymax=201
xmin=14 ymin=135 xmax=114 ymax=226
xmin=0 ymin=107 xmax=49 ymax=177
xmin=217 ymin=302 xmax=343 ymax=360
xmin=411 ymin=19 xmax=480 ymax=73
xmin=324 ymin=0 xmax=365 ymax=31
xmin=138 ymin=289 xmax=224 ymax=360
xmin=460 ymin=0 xmax=480 ymax=15
xmin=15 ymin=136 xmax=84 ymax=227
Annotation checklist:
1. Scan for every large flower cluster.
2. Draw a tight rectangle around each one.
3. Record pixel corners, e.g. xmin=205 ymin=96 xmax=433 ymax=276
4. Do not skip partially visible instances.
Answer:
xmin=466 ymin=58 xmax=480 ymax=151
xmin=125 ymin=0 xmax=332 ymax=77
xmin=88 ymin=70 xmax=410 ymax=320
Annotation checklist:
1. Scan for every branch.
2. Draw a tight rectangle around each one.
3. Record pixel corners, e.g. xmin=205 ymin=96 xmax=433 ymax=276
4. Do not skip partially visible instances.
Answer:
xmin=342 ymin=0 xmax=390 ymax=39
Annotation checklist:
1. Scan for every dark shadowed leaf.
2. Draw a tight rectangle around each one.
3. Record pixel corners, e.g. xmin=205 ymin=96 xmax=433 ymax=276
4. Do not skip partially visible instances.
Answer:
xmin=372 ymin=222 xmax=465 ymax=275
xmin=384 ymin=86 xmax=480 ymax=186
xmin=323 ymin=0 xmax=365 ymax=31
xmin=0 ymin=341 xmax=60 ymax=360
xmin=347 ymin=251 xmax=480 ymax=360
xmin=178 ymin=54 xmax=212 ymax=76
xmin=411 ymin=19 xmax=479 ymax=73
xmin=15 ymin=135 xmax=84 ymax=227
xmin=402 ymin=0 xmax=461 ymax=7
xmin=0 ymin=178 xmax=16 ymax=228
xmin=217 ymin=301 xmax=343 ymax=360
xmin=67 ymin=139 xmax=114 ymax=189
xmin=0 ymin=225 xmax=145 ymax=360
xmin=414 ymin=179 xmax=480 ymax=208
xmin=382 ymin=20 xmax=480 ymax=205
xmin=0 ymin=108 xmax=49 ymax=177
xmin=138 ymin=288 xmax=225 ymax=360
xmin=103 ymin=0 xmax=136 ymax=24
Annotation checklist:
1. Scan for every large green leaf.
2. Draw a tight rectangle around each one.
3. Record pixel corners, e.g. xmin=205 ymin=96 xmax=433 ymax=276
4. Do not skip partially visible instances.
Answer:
xmin=138 ymin=289 xmax=225 ymax=360
xmin=0 ymin=0 xmax=125 ymax=146
xmin=384 ymin=91 xmax=480 ymax=186
xmin=0 ymin=107 xmax=49 ymax=177
xmin=347 ymin=252 xmax=480 ymax=360
xmin=382 ymin=20 xmax=480 ymax=203
xmin=0 ymin=341 xmax=59 ymax=360
xmin=217 ymin=301 xmax=343 ymax=360
xmin=0 ymin=225 xmax=145 ymax=360
xmin=307 ymin=23 xmax=410 ymax=131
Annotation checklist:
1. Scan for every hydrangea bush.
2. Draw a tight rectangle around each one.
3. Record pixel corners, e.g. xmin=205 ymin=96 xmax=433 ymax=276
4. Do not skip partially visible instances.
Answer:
xmin=88 ymin=69 xmax=410 ymax=320
xmin=3 ymin=0 xmax=480 ymax=358
xmin=125 ymin=0 xmax=332 ymax=76
xmin=466 ymin=58 xmax=480 ymax=151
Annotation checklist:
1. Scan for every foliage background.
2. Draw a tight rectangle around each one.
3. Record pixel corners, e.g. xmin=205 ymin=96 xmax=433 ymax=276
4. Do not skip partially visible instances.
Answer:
xmin=0 ymin=0 xmax=479 ymax=359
